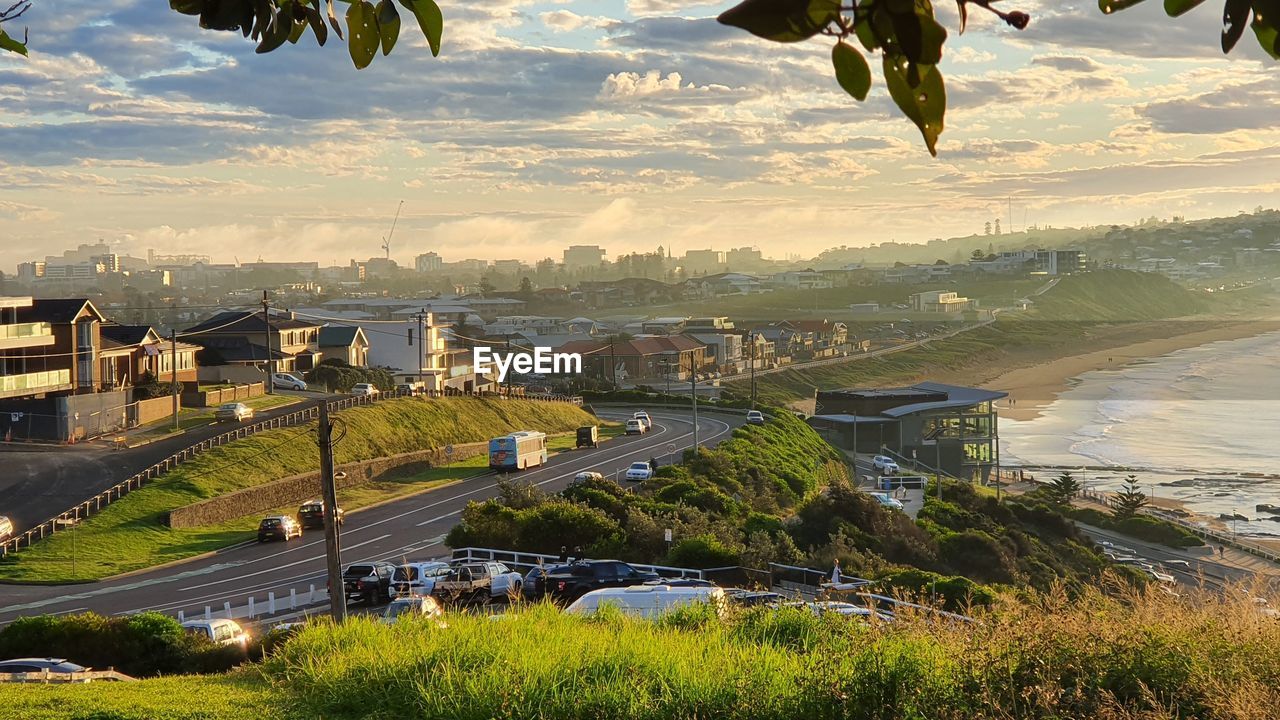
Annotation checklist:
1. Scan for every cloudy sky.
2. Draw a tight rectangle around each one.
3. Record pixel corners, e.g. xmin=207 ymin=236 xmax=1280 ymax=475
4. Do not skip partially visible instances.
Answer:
xmin=2 ymin=0 xmax=1278 ymax=271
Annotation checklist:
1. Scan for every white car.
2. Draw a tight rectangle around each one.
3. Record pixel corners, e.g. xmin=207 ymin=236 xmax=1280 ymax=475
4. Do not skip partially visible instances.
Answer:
xmin=213 ymin=402 xmax=254 ymax=423
xmin=181 ymin=618 xmax=249 ymax=648
xmin=381 ymin=595 xmax=444 ymax=624
xmin=0 ymin=515 xmax=12 ymax=542
xmin=351 ymin=383 xmax=379 ymax=397
xmin=625 ymin=419 xmax=647 ymax=435
xmin=566 ymin=585 xmax=726 ymax=619
xmin=624 ymin=461 xmax=654 ymax=481
xmin=272 ymin=373 xmax=307 ymax=391
xmin=868 ymin=492 xmax=905 ymax=511
xmin=574 ymin=471 xmax=605 ymax=483
xmin=391 ymin=560 xmax=453 ymax=598
xmin=632 ymin=412 xmax=653 ymax=430
xmin=871 ymin=455 xmax=900 ymax=474
xmin=745 ymin=410 xmax=766 ymax=425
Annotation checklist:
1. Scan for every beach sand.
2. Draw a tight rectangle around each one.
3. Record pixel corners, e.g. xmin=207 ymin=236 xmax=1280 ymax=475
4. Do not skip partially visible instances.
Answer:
xmin=967 ymin=320 xmax=1280 ymax=422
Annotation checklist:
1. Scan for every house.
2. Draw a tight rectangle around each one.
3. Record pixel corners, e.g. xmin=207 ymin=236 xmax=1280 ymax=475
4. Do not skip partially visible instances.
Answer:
xmin=758 ymin=327 xmax=800 ymax=365
xmin=319 ymin=316 xmax=450 ymax=390
xmin=558 ymin=335 xmax=710 ymax=384
xmin=687 ymin=332 xmax=744 ymax=374
xmin=909 ymin=291 xmax=976 ymax=313
xmin=99 ymin=324 xmax=200 ymax=391
xmin=777 ymin=320 xmax=849 ymax=358
xmin=744 ymin=332 xmax=776 ymax=370
xmin=182 ymin=310 xmax=324 ymax=373
xmin=682 ymin=273 xmax=763 ymax=298
xmin=318 ymin=326 xmax=370 ymax=367
xmin=768 ymin=270 xmax=832 ymax=290
xmin=13 ymin=298 xmax=107 ymax=394
xmin=640 ymin=317 xmax=689 ymax=335
xmin=0 ymin=295 xmax=72 ymax=400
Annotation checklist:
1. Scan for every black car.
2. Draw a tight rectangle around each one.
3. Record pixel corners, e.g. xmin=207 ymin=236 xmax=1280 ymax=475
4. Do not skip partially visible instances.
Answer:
xmin=342 ymin=562 xmax=397 ymax=605
xmin=522 ymin=563 xmax=572 ymax=600
xmin=296 ymin=499 xmax=344 ymax=530
xmin=257 ymin=516 xmax=302 ymax=543
xmin=540 ymin=560 xmax=661 ymax=603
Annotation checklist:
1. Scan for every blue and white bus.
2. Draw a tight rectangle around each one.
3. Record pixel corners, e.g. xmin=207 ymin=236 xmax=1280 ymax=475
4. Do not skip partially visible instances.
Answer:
xmin=489 ymin=431 xmax=548 ymax=471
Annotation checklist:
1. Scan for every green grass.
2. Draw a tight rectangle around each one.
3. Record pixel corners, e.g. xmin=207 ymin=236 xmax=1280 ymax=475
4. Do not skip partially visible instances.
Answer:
xmin=11 ymin=585 xmax=1277 ymax=720
xmin=0 ymin=398 xmax=598 ymax=583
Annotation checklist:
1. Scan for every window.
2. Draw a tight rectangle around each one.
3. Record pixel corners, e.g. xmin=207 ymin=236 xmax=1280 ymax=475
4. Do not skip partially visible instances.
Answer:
xmin=213 ymin=625 xmax=232 ymax=642
xmin=963 ymin=442 xmax=993 ymax=464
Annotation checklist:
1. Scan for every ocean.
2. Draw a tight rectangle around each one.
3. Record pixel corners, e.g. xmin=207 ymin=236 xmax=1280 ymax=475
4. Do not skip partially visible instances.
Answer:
xmin=999 ymin=330 xmax=1280 ymax=538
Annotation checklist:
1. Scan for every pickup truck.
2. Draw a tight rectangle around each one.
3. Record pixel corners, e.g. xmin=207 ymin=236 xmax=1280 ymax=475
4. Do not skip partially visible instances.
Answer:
xmin=539 ymin=560 xmax=661 ymax=603
xmin=342 ymin=562 xmax=396 ymax=605
xmin=430 ymin=562 xmax=523 ymax=605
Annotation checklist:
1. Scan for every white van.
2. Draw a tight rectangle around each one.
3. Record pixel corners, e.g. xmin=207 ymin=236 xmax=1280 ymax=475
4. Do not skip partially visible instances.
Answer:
xmin=181 ymin=618 xmax=250 ymax=647
xmin=565 ymin=585 xmax=726 ymax=619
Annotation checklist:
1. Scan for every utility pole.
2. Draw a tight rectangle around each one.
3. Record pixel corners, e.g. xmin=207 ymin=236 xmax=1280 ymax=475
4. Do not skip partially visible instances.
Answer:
xmin=413 ymin=309 xmax=427 ymax=389
xmin=689 ymin=354 xmax=699 ymax=450
xmin=505 ymin=338 xmax=513 ymax=396
xmin=748 ymin=331 xmax=757 ymax=410
xmin=318 ymin=400 xmax=346 ymax=622
xmin=609 ymin=336 xmax=617 ymax=389
xmin=261 ymin=290 xmax=273 ymax=395
xmin=170 ymin=329 xmax=180 ymax=431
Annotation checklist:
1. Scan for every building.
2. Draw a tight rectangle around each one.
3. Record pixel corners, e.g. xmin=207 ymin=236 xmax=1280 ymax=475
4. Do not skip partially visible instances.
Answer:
xmin=12 ymin=298 xmax=107 ymax=393
xmin=492 ymin=259 xmax=525 ymax=275
xmin=324 ymin=316 xmax=452 ymax=390
xmin=563 ymin=245 xmax=607 ymax=270
xmin=0 ymin=295 xmax=67 ymax=400
xmin=99 ymin=324 xmax=199 ymax=391
xmin=414 ymin=252 xmax=444 ymax=273
xmin=909 ymin=290 xmax=975 ymax=313
xmin=725 ymin=247 xmax=763 ymax=270
xmin=777 ymin=320 xmax=848 ymax=358
xmin=807 ymin=381 xmax=1006 ymax=482
xmin=687 ymin=331 xmax=743 ymax=374
xmin=317 ymin=326 xmax=371 ymax=367
xmin=558 ymin=335 xmax=710 ymax=384
xmin=183 ymin=310 xmax=324 ymax=373
xmin=769 ymin=270 xmax=833 ymax=290
xmin=682 ymin=249 xmax=727 ymax=275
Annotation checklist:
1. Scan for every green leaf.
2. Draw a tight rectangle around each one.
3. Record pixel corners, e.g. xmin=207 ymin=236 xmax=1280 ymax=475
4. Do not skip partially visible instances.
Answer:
xmin=1163 ymin=0 xmax=1205 ymax=15
xmin=1252 ymin=2 xmax=1280 ymax=58
xmin=716 ymin=0 xmax=839 ymax=43
xmin=1098 ymin=0 xmax=1147 ymax=12
xmin=288 ymin=19 xmax=308 ymax=44
xmin=883 ymin=53 xmax=945 ymax=156
xmin=0 ymin=28 xmax=27 ymax=57
xmin=170 ymin=0 xmax=204 ymax=16
xmin=327 ymin=0 xmax=345 ymax=41
xmin=256 ymin=2 xmax=294 ymax=53
xmin=304 ymin=3 xmax=329 ymax=46
xmin=853 ymin=15 xmax=880 ymax=51
xmin=1222 ymin=0 xmax=1251 ymax=52
xmin=347 ymin=0 xmax=380 ymax=68
xmin=831 ymin=42 xmax=872 ymax=101
xmin=398 ymin=0 xmax=443 ymax=56
xmin=376 ymin=0 xmax=401 ymax=55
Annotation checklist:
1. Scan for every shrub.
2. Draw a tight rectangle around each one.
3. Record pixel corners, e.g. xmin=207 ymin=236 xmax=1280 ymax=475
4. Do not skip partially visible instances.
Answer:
xmin=667 ymin=535 xmax=741 ymax=568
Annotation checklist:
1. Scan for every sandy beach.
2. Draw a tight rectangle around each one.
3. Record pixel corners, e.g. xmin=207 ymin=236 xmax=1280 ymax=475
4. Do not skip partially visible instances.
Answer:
xmin=966 ymin=320 xmax=1280 ymax=422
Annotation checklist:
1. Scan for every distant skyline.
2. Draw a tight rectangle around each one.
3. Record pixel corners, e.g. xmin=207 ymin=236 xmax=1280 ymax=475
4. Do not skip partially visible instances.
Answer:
xmin=4 ymin=1 xmax=1280 ymax=273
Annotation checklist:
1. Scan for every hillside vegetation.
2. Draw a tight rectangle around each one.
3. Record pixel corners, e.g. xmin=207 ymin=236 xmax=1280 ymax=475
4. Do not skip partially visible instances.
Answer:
xmin=0 ymin=398 xmax=596 ymax=582
xmin=732 ymin=270 xmax=1212 ymax=406
xmin=4 ymin=585 xmax=1277 ymax=720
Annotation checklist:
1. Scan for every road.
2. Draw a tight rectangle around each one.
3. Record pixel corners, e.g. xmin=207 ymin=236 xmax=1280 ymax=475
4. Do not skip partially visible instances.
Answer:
xmin=0 ymin=391 xmax=331 ymax=536
xmin=0 ymin=409 xmax=741 ymax=624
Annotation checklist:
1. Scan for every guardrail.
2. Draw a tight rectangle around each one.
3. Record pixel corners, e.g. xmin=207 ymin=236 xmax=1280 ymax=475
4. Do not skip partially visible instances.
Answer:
xmin=0 ymin=391 xmax=586 ymax=557
xmin=0 ymin=669 xmax=135 ymax=683
xmin=451 ymin=547 xmax=705 ymax=579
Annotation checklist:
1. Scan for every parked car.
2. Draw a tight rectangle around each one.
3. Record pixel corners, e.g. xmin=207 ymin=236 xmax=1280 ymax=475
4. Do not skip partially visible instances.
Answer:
xmin=723 ymin=589 xmax=784 ymax=607
xmin=625 ymin=419 xmax=647 ymax=435
xmin=181 ymin=618 xmax=250 ymax=647
xmin=257 ymin=515 xmax=302 ymax=543
xmin=381 ymin=595 xmax=444 ymax=624
xmin=430 ymin=562 xmax=523 ymax=605
xmin=0 ymin=515 xmax=12 ymax=542
xmin=342 ymin=561 xmax=397 ymax=605
xmin=391 ymin=560 xmax=452 ymax=598
xmin=565 ymin=585 xmax=726 ymax=619
xmin=573 ymin=471 xmax=605 ymax=483
xmin=745 ymin=410 xmax=766 ymax=425
xmin=868 ymin=492 xmax=905 ymax=511
xmin=272 ymin=373 xmax=307 ymax=391
xmin=395 ymin=382 xmax=422 ymax=396
xmin=0 ymin=658 xmax=88 ymax=676
xmin=214 ymin=402 xmax=254 ymax=423
xmin=522 ymin=563 xmax=571 ymax=601
xmin=351 ymin=383 xmax=379 ymax=397
xmin=576 ymin=425 xmax=599 ymax=448
xmin=296 ymin=499 xmax=343 ymax=530
xmin=871 ymin=455 xmax=900 ymax=474
xmin=540 ymin=560 xmax=661 ymax=603
xmin=624 ymin=461 xmax=653 ymax=481
xmin=632 ymin=411 xmax=653 ymax=431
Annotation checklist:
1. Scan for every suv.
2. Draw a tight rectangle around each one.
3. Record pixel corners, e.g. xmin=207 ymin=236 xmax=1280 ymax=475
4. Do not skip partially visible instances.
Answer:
xmin=540 ymin=560 xmax=661 ymax=603
xmin=871 ymin=455 xmax=900 ymax=474
xmin=632 ymin=411 xmax=653 ymax=430
xmin=351 ymin=383 xmax=379 ymax=397
xmin=391 ymin=560 xmax=452 ymax=598
xmin=625 ymin=419 xmax=646 ymax=435
xmin=257 ymin=515 xmax=302 ymax=543
xmin=181 ymin=618 xmax=250 ymax=648
xmin=296 ymin=499 xmax=344 ymax=530
xmin=430 ymin=562 xmax=523 ymax=605
xmin=342 ymin=561 xmax=397 ymax=605
xmin=745 ymin=410 xmax=766 ymax=425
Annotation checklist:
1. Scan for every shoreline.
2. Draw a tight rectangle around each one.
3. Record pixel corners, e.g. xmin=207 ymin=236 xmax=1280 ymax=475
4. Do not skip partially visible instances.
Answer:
xmin=970 ymin=319 xmax=1280 ymax=422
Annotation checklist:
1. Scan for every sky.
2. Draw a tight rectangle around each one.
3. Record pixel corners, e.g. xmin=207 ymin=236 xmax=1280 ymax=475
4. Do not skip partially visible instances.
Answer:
xmin=2 ymin=0 xmax=1279 ymax=272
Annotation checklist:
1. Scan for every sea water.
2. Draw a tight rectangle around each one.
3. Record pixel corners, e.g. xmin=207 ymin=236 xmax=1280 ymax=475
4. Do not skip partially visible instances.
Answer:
xmin=1000 ymin=330 xmax=1280 ymax=537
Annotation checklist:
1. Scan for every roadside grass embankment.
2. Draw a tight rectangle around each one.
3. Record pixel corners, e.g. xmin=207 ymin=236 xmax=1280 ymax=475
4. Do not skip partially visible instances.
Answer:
xmin=0 ymin=398 xmax=599 ymax=583
xmin=4 ymin=581 xmax=1277 ymax=720
xmin=732 ymin=270 xmax=1222 ymax=407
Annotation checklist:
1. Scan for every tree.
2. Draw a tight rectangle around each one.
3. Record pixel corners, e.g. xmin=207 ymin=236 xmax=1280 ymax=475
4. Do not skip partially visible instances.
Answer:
xmin=984 ymin=222 xmax=992 ymax=236
xmin=1044 ymin=471 xmax=1081 ymax=506
xmin=971 ymin=248 xmax=984 ymax=260
xmin=1111 ymin=475 xmax=1149 ymax=520
xmin=518 ymin=276 xmax=533 ymax=298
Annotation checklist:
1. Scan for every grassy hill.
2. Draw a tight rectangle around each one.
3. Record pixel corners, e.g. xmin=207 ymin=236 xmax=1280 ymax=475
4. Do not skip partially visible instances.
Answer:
xmin=0 ymin=397 xmax=597 ymax=582
xmin=3 ymin=586 xmax=1275 ymax=720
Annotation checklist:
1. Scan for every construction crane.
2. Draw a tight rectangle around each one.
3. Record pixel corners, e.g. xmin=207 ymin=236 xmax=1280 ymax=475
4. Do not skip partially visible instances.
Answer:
xmin=381 ymin=200 xmax=404 ymax=260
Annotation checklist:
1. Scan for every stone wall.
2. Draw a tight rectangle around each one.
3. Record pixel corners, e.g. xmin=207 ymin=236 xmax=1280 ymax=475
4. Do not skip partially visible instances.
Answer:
xmin=166 ymin=440 xmax=489 ymax=528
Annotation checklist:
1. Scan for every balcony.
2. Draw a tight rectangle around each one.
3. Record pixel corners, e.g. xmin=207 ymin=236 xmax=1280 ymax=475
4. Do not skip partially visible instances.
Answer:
xmin=0 ymin=321 xmax=55 ymax=350
xmin=0 ymin=369 xmax=73 ymax=399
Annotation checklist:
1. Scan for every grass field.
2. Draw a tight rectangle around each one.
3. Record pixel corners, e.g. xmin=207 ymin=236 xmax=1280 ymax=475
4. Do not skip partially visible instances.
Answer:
xmin=3 ymin=580 xmax=1276 ymax=720
xmin=0 ymin=398 xmax=599 ymax=583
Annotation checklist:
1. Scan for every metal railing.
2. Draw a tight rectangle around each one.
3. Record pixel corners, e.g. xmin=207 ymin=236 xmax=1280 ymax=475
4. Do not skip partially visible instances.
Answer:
xmin=0 ymin=391 xmax=585 ymax=557
xmin=451 ymin=547 xmax=704 ymax=579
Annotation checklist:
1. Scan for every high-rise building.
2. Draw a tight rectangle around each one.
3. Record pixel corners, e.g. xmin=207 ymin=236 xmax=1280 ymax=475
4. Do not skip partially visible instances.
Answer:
xmin=415 ymin=252 xmax=443 ymax=273
xmin=681 ymin=249 xmax=726 ymax=275
xmin=563 ymin=245 xmax=606 ymax=270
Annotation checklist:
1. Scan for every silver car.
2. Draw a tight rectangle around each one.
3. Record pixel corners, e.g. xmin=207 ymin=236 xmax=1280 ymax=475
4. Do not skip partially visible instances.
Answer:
xmin=214 ymin=402 xmax=253 ymax=422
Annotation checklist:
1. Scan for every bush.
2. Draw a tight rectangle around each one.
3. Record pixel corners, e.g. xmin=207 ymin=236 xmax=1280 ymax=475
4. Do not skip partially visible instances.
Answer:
xmin=667 ymin=535 xmax=740 ymax=569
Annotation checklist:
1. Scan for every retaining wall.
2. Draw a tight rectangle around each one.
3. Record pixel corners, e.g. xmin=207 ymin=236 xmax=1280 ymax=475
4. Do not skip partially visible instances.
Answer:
xmin=182 ymin=382 xmax=265 ymax=408
xmin=166 ymin=440 xmax=489 ymax=528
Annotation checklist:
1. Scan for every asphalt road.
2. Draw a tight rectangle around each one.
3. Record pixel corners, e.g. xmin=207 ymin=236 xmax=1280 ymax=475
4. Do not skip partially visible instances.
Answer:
xmin=0 ymin=408 xmax=741 ymax=624
xmin=0 ymin=391 xmax=332 ymax=536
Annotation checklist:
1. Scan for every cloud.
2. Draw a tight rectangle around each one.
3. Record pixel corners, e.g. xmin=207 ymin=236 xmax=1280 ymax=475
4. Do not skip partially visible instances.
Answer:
xmin=1137 ymin=79 xmax=1280 ymax=134
xmin=540 ymin=10 xmax=598 ymax=32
